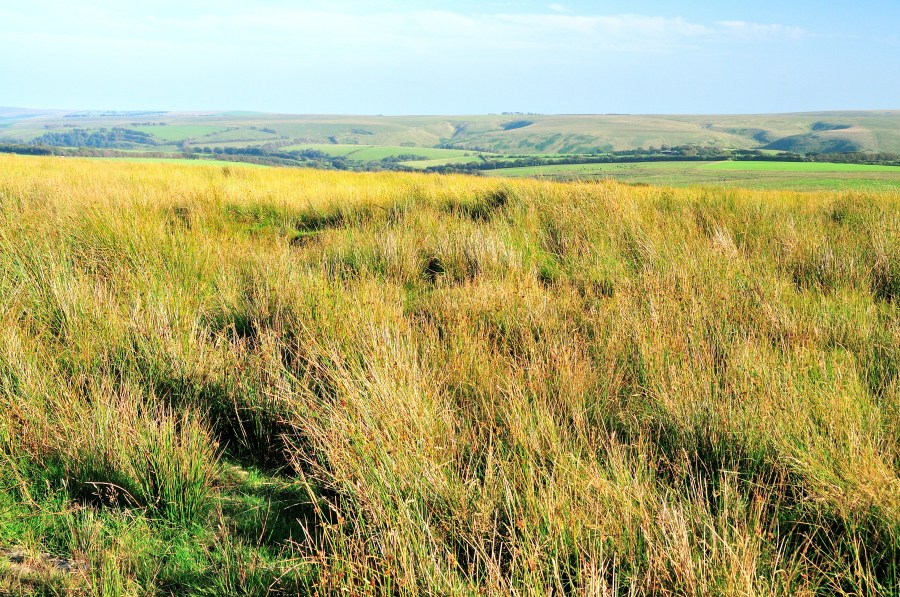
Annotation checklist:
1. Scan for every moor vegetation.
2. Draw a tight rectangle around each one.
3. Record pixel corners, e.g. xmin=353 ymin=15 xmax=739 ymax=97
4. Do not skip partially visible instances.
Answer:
xmin=0 ymin=155 xmax=898 ymax=595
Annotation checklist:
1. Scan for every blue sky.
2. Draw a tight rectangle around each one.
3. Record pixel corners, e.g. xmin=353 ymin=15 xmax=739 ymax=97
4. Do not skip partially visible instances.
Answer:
xmin=1 ymin=0 xmax=897 ymax=114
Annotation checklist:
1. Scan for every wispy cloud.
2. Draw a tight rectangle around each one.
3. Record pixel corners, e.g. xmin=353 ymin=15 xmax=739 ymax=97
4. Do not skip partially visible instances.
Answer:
xmin=718 ymin=21 xmax=806 ymax=40
xmin=0 ymin=1 xmax=891 ymax=114
xmin=1 ymin=3 xmax=807 ymax=59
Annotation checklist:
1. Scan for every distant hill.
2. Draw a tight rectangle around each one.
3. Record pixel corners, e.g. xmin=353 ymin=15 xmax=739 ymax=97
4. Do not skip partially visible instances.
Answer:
xmin=2 ymin=108 xmax=899 ymax=154
xmin=762 ymin=123 xmax=877 ymax=153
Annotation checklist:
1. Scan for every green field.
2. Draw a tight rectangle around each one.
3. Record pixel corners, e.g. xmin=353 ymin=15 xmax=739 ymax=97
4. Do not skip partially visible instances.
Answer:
xmin=401 ymin=155 xmax=486 ymax=169
xmin=487 ymin=160 xmax=900 ymax=191
xmin=199 ymin=129 xmax=280 ymax=144
xmin=280 ymin=143 xmax=374 ymax=156
xmin=281 ymin=143 xmax=481 ymax=161
xmin=705 ymin=160 xmax=900 ymax=172
xmin=132 ymin=125 xmax=229 ymax=142
xmin=343 ymin=145 xmax=478 ymax=161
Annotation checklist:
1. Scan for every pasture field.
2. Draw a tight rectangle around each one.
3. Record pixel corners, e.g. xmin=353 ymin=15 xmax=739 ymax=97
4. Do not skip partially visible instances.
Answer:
xmin=131 ymin=125 xmax=229 ymax=142
xmin=489 ymin=160 xmax=900 ymax=192
xmin=340 ymin=146 xmax=478 ymax=161
xmin=705 ymin=161 xmax=900 ymax=172
xmin=0 ymin=155 xmax=897 ymax=595
xmin=280 ymin=144 xmax=483 ymax=161
xmin=401 ymin=156 xmax=485 ymax=169
xmin=200 ymin=129 xmax=280 ymax=143
xmin=279 ymin=143 xmax=375 ymax=156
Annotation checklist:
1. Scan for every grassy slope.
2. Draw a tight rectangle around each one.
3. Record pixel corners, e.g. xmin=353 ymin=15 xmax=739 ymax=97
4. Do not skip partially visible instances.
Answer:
xmin=4 ymin=111 xmax=900 ymax=153
xmin=476 ymin=112 xmax=900 ymax=154
xmin=449 ymin=115 xmax=759 ymax=153
xmin=280 ymin=143 xmax=376 ymax=156
xmin=130 ymin=125 xmax=230 ymax=142
xmin=0 ymin=155 xmax=898 ymax=595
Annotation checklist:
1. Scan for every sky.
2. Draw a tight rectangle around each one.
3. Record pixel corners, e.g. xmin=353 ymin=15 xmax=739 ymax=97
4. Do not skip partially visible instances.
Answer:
xmin=1 ymin=0 xmax=898 ymax=115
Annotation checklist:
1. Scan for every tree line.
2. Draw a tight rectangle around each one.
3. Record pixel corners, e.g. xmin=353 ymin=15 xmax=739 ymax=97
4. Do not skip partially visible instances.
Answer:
xmin=2 ymin=140 xmax=898 ymax=172
xmin=30 ymin=127 xmax=158 ymax=149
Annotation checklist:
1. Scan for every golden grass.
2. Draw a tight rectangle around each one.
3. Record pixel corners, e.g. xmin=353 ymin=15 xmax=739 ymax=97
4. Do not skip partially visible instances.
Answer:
xmin=0 ymin=154 xmax=897 ymax=595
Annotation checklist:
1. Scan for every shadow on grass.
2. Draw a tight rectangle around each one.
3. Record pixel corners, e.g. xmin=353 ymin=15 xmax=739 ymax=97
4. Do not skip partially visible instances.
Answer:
xmin=154 ymin=463 xmax=323 ymax=596
xmin=219 ymin=464 xmax=318 ymax=549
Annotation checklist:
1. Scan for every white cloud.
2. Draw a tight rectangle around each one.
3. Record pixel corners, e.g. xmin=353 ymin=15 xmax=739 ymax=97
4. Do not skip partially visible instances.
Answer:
xmin=718 ymin=21 xmax=806 ymax=40
xmin=156 ymin=10 xmax=785 ymax=56
xmin=0 ymin=4 xmax=808 ymax=68
xmin=497 ymin=13 xmax=711 ymax=39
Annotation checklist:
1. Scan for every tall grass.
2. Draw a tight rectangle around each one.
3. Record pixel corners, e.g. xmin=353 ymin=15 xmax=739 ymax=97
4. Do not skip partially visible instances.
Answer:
xmin=0 ymin=154 xmax=897 ymax=595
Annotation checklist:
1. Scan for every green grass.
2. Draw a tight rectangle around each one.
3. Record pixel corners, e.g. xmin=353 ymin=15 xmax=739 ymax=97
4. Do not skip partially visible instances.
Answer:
xmin=704 ymin=160 xmax=900 ymax=172
xmin=487 ymin=160 xmax=900 ymax=191
xmin=281 ymin=144 xmax=481 ymax=161
xmin=6 ymin=110 xmax=900 ymax=153
xmin=345 ymin=145 xmax=478 ymax=161
xmin=401 ymin=156 xmax=486 ymax=169
xmin=280 ymin=143 xmax=378 ymax=156
xmin=132 ymin=125 xmax=229 ymax=142
xmin=199 ymin=128 xmax=280 ymax=143
xmin=0 ymin=155 xmax=897 ymax=595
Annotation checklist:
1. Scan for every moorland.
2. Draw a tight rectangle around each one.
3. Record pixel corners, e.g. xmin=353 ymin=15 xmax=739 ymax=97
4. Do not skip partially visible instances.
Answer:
xmin=0 ymin=154 xmax=897 ymax=595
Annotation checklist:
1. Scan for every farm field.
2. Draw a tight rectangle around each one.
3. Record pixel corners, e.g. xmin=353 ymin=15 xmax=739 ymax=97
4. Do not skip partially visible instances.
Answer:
xmin=280 ymin=144 xmax=484 ymax=161
xmin=130 ymin=125 xmax=230 ymax=142
xmin=401 ymin=155 xmax=486 ymax=169
xmin=704 ymin=161 xmax=900 ymax=172
xmin=279 ymin=143 xmax=376 ymax=156
xmin=0 ymin=155 xmax=897 ymax=595
xmin=488 ymin=160 xmax=900 ymax=191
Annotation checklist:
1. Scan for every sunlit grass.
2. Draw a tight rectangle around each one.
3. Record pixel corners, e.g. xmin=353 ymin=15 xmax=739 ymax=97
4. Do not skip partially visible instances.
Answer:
xmin=0 ymin=154 xmax=897 ymax=595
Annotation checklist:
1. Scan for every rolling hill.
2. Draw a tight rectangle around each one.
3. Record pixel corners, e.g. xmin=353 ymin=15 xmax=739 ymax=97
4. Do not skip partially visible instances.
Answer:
xmin=2 ymin=109 xmax=899 ymax=154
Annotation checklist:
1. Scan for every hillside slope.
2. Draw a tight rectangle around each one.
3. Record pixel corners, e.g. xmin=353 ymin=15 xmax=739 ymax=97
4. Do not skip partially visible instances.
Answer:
xmin=3 ymin=109 xmax=900 ymax=154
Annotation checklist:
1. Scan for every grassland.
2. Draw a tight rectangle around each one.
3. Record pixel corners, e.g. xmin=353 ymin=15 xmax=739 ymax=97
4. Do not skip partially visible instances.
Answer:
xmin=489 ymin=161 xmax=900 ymax=192
xmin=87 ymin=157 xmax=269 ymax=168
xmin=280 ymin=144 xmax=482 ymax=161
xmin=279 ymin=143 xmax=374 ymax=157
xmin=4 ymin=110 xmax=900 ymax=154
xmin=130 ymin=125 xmax=230 ymax=142
xmin=4 ymin=110 xmax=900 ymax=194
xmin=0 ymin=155 xmax=898 ymax=595
xmin=402 ymin=156 xmax=486 ymax=169
xmin=704 ymin=161 xmax=900 ymax=173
